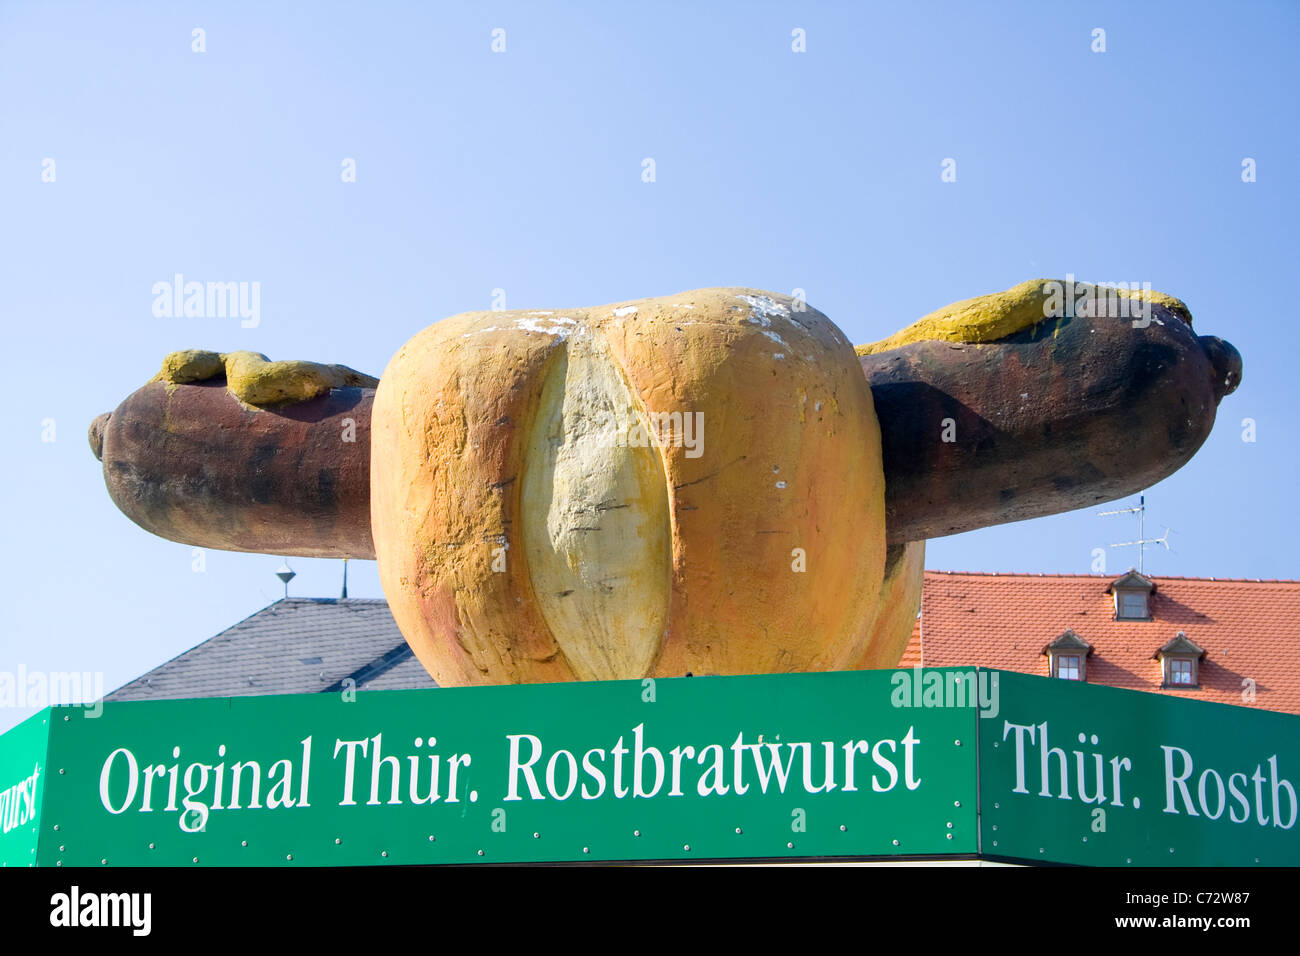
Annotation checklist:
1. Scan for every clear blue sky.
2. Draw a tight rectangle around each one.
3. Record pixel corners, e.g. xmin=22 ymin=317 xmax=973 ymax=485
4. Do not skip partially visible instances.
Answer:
xmin=2 ymin=1 xmax=1296 ymax=731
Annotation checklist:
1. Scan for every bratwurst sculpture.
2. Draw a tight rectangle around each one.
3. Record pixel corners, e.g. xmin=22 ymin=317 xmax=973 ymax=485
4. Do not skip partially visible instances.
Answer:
xmin=89 ymin=279 xmax=1241 ymax=686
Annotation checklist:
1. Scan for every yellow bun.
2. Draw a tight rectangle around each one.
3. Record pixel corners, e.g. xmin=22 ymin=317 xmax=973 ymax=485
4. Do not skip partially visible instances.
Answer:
xmin=371 ymin=288 xmax=911 ymax=685
xmin=854 ymin=541 xmax=926 ymax=670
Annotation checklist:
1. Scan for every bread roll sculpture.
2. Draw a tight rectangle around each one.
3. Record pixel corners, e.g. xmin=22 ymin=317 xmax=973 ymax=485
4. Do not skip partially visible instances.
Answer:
xmin=89 ymin=280 xmax=1241 ymax=685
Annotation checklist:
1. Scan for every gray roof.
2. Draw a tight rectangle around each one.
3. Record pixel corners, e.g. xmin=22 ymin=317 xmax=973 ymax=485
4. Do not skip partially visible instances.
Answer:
xmin=108 ymin=598 xmax=438 ymax=701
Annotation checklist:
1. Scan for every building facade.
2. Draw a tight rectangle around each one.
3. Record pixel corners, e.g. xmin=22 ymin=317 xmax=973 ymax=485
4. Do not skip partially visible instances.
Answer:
xmin=901 ymin=570 xmax=1300 ymax=715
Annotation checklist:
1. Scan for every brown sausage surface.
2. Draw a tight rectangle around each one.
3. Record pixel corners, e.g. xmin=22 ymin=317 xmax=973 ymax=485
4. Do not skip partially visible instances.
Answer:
xmin=861 ymin=302 xmax=1238 ymax=543
xmin=96 ymin=380 xmax=375 ymax=559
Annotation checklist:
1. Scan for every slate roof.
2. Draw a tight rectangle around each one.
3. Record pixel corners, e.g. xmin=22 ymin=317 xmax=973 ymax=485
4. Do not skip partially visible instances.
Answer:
xmin=897 ymin=571 xmax=1300 ymax=715
xmin=108 ymin=598 xmax=437 ymax=701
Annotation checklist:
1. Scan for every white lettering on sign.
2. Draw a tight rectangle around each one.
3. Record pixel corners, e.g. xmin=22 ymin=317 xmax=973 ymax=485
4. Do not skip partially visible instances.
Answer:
xmin=0 ymin=762 xmax=41 ymax=833
xmin=1002 ymin=721 xmax=1133 ymax=805
xmin=1001 ymin=719 xmax=1298 ymax=831
xmin=332 ymin=733 xmax=471 ymax=807
xmin=1161 ymin=747 xmax=1296 ymax=829
xmin=97 ymin=737 xmax=313 ymax=832
xmin=503 ymin=723 xmax=923 ymax=802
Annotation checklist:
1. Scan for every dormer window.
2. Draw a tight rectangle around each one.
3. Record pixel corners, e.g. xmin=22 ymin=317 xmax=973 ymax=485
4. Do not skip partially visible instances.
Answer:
xmin=1155 ymin=631 xmax=1205 ymax=689
xmin=1118 ymin=591 xmax=1148 ymax=618
xmin=1056 ymin=654 xmax=1082 ymax=681
xmin=1109 ymin=569 xmax=1155 ymax=621
xmin=1043 ymin=629 xmax=1092 ymax=682
xmin=1167 ymin=659 xmax=1194 ymax=685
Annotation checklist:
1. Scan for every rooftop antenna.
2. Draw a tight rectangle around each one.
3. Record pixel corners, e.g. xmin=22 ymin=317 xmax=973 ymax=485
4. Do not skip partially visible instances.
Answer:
xmin=340 ymin=558 xmax=349 ymax=599
xmin=1097 ymin=493 xmax=1173 ymax=574
xmin=275 ymin=560 xmax=296 ymax=599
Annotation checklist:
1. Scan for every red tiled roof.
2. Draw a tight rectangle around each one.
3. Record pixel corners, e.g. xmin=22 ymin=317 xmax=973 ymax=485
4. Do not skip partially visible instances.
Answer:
xmin=897 ymin=571 xmax=1300 ymax=715
xmin=899 ymin=616 xmax=923 ymax=669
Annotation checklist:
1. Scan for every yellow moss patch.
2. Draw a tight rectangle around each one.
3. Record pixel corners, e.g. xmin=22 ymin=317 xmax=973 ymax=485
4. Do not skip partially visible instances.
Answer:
xmin=151 ymin=349 xmax=379 ymax=406
xmin=855 ymin=279 xmax=1192 ymax=356
xmin=154 ymin=349 xmax=226 ymax=384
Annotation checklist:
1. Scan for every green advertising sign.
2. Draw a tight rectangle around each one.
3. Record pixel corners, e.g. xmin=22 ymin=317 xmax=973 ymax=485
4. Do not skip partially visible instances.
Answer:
xmin=17 ymin=669 xmax=979 ymax=866
xmin=980 ymin=672 xmax=1300 ymax=866
xmin=0 ymin=711 xmax=47 ymax=868
xmin=2 ymin=667 xmax=1296 ymax=866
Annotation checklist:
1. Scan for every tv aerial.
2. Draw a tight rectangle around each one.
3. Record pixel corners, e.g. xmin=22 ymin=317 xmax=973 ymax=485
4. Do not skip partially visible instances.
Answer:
xmin=1097 ymin=493 xmax=1174 ymax=574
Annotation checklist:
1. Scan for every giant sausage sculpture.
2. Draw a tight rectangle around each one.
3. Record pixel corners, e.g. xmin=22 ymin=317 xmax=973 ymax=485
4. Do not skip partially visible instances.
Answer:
xmin=89 ymin=279 xmax=1242 ymax=685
